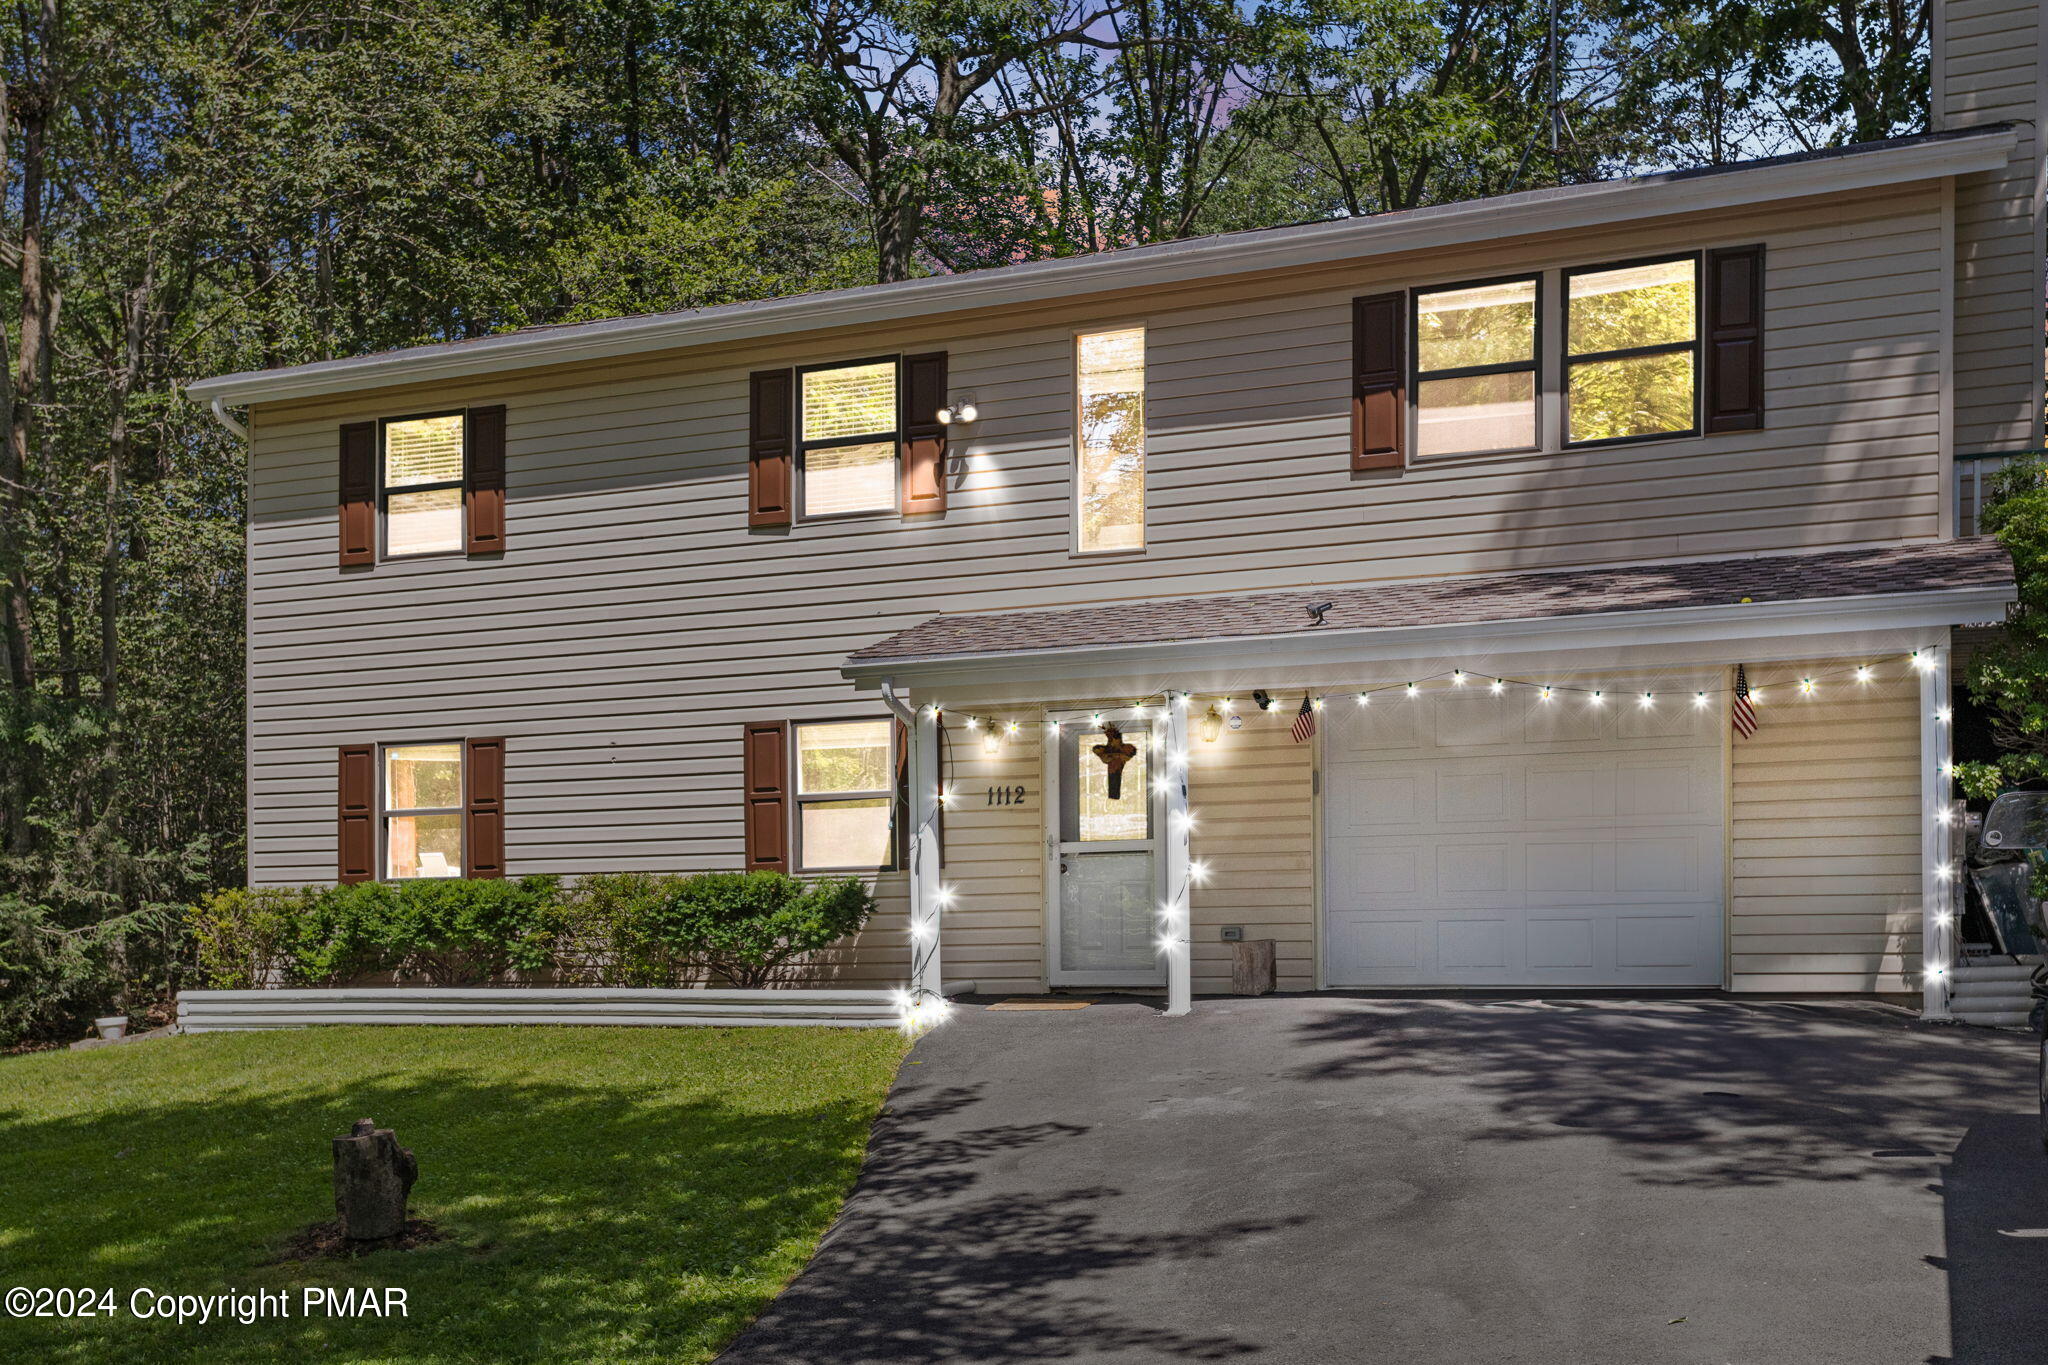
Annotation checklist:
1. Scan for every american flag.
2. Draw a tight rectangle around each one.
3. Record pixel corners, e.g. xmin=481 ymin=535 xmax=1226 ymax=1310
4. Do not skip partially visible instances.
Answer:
xmin=1731 ymin=665 xmax=1758 ymax=739
xmin=1290 ymin=694 xmax=1317 ymax=744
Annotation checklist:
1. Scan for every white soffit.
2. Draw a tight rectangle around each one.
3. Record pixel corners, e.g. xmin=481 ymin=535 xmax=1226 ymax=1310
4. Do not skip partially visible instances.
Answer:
xmin=188 ymin=129 xmax=2017 ymax=408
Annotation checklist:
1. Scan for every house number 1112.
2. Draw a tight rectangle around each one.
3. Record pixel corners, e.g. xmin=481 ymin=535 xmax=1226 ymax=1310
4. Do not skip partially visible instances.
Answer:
xmin=987 ymin=785 xmax=1028 ymax=807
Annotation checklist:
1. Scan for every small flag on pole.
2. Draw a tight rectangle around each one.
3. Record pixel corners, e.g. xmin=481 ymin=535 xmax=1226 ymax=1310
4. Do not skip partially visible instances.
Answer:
xmin=1731 ymin=665 xmax=1758 ymax=739
xmin=1290 ymin=694 xmax=1318 ymax=744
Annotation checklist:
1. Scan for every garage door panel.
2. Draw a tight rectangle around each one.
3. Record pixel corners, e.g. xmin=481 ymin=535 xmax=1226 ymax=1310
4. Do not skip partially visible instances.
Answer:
xmin=1327 ymin=839 xmax=1425 ymax=898
xmin=1615 ymin=914 xmax=1708 ymax=968
xmin=1439 ymin=843 xmax=1512 ymax=894
xmin=1438 ymin=919 xmax=1508 ymax=969
xmin=1324 ymin=687 xmax=1725 ymax=988
xmin=1524 ymin=765 xmax=1610 ymax=821
xmin=1438 ymin=770 xmax=1509 ymax=822
xmin=1435 ymin=692 xmax=1521 ymax=747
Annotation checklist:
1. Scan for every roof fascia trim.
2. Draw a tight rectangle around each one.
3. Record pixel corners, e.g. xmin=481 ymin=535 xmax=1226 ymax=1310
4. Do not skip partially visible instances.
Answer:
xmin=841 ymin=584 xmax=2015 ymax=688
xmin=189 ymin=130 xmax=2016 ymax=408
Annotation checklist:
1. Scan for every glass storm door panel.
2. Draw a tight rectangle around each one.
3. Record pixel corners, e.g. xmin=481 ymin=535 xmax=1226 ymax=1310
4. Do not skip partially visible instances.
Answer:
xmin=1052 ymin=717 xmax=1165 ymax=983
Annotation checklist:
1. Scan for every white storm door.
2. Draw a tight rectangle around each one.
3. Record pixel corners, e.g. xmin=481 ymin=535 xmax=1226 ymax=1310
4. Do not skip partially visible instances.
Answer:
xmin=1323 ymin=681 xmax=1725 ymax=988
xmin=1047 ymin=713 xmax=1167 ymax=987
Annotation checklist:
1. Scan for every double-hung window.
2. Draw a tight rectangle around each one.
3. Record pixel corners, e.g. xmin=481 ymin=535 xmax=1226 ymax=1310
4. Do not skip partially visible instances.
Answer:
xmin=799 ymin=360 xmax=898 ymax=518
xmin=1076 ymin=327 xmax=1146 ymax=553
xmin=1564 ymin=256 xmax=1699 ymax=445
xmin=1412 ymin=277 xmax=1539 ymax=457
xmin=793 ymin=720 xmax=896 ymax=871
xmin=382 ymin=413 xmax=466 ymax=556
xmin=384 ymin=742 xmax=464 ymax=879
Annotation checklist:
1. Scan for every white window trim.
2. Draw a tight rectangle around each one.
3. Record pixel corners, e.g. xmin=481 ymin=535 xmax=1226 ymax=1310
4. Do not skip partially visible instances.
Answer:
xmin=378 ymin=410 xmax=468 ymax=561
xmin=794 ymin=355 xmax=901 ymax=524
xmin=379 ymin=739 xmax=466 ymax=881
xmin=791 ymin=718 xmax=900 ymax=874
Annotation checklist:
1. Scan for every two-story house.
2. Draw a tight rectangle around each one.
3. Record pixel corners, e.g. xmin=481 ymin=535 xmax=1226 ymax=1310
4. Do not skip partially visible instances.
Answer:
xmin=191 ymin=0 xmax=2045 ymax=1022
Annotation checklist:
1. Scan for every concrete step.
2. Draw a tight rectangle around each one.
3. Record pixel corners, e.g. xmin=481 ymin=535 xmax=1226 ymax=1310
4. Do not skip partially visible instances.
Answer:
xmin=1953 ymin=959 xmax=2042 ymax=982
xmin=1952 ymin=1009 xmax=2036 ymax=1030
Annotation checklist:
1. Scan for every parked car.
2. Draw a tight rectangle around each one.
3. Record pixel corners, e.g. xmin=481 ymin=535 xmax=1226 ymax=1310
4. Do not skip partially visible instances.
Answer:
xmin=1973 ymin=791 xmax=2048 ymax=1154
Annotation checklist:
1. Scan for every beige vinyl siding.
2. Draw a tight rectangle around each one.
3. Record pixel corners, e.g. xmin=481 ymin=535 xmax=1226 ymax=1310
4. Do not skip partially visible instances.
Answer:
xmin=1188 ymin=713 xmax=1316 ymax=993
xmin=246 ymin=181 xmax=1951 ymax=995
xmin=1728 ymin=662 xmax=1923 ymax=994
xmin=1938 ymin=0 xmax=2046 ymax=453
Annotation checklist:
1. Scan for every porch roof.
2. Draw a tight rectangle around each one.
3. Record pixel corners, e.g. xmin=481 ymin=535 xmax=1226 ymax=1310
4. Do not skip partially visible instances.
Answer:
xmin=843 ymin=539 xmax=2013 ymax=681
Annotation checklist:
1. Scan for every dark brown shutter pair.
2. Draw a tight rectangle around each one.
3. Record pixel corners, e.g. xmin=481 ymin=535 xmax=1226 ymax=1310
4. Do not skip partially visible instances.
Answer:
xmin=337 ymin=406 xmax=507 ymax=567
xmin=337 ymin=737 xmax=505 ymax=883
xmin=1704 ymin=244 xmax=1765 ymax=432
xmin=741 ymin=720 xmax=912 ymax=872
xmin=748 ymin=354 xmax=949 ymax=525
xmin=1350 ymin=248 xmax=1764 ymax=460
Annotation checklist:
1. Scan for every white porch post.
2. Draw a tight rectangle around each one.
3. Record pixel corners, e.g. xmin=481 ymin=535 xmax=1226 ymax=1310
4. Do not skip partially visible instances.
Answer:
xmin=1162 ymin=691 xmax=1193 ymax=1017
xmin=908 ymin=703 xmax=945 ymax=1004
xmin=1920 ymin=645 xmax=1955 ymax=1021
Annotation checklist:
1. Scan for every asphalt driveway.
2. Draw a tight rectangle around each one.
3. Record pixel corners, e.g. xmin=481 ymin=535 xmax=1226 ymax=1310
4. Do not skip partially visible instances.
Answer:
xmin=720 ymin=996 xmax=2048 ymax=1365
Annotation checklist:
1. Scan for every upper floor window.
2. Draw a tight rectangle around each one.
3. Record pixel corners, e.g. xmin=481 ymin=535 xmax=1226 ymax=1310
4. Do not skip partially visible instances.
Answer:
xmin=382 ymin=413 xmax=466 ymax=556
xmin=800 ymin=360 xmax=898 ymax=518
xmin=385 ymin=741 xmax=464 ymax=878
xmin=1564 ymin=257 xmax=1698 ymax=445
xmin=794 ymin=719 xmax=895 ymax=871
xmin=1413 ymin=278 xmax=1539 ymax=457
xmin=1076 ymin=327 xmax=1146 ymax=554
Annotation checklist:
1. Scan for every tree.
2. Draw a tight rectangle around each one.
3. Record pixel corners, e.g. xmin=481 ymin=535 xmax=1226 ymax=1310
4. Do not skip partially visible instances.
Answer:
xmin=1959 ymin=457 xmax=2048 ymax=799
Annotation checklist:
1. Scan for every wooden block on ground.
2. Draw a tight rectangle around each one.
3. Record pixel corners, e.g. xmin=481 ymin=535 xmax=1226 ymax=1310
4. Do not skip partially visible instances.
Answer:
xmin=1232 ymin=939 xmax=1277 ymax=996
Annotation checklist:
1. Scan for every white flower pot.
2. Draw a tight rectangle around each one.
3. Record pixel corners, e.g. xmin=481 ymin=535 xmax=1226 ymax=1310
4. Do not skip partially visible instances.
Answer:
xmin=95 ymin=1015 xmax=129 ymax=1041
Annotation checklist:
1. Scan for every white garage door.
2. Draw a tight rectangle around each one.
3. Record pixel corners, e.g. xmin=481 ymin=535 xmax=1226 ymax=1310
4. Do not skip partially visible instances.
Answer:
xmin=1323 ymin=681 xmax=1725 ymax=987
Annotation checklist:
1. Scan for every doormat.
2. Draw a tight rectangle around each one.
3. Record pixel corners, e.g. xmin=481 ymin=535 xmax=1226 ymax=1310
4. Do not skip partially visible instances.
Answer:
xmin=986 ymin=999 xmax=1092 ymax=1011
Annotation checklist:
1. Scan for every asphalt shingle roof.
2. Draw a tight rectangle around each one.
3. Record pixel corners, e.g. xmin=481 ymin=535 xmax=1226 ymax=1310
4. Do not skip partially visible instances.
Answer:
xmin=845 ymin=538 xmax=2014 ymax=666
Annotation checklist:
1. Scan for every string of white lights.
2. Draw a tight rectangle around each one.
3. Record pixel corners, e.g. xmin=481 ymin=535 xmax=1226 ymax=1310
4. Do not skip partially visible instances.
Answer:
xmin=936 ymin=650 xmax=1945 ymax=750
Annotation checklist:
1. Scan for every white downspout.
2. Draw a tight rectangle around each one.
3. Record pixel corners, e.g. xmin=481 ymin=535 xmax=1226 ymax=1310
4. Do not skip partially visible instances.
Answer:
xmin=208 ymin=397 xmax=249 ymax=441
xmin=882 ymin=678 xmax=945 ymax=1019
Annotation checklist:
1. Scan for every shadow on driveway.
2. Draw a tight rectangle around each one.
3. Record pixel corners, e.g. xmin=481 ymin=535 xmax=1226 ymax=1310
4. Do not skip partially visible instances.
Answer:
xmin=719 ymin=997 xmax=2048 ymax=1365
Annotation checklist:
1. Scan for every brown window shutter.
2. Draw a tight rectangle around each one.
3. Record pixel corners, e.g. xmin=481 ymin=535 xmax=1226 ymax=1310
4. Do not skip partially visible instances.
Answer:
xmin=1351 ymin=292 xmax=1406 ymax=470
xmin=900 ymin=351 xmax=948 ymax=516
xmin=742 ymin=721 xmax=790 ymax=869
xmin=339 ymin=422 xmax=376 ymax=567
xmin=465 ymin=405 xmax=507 ymax=555
xmin=749 ymin=369 xmax=794 ymax=527
xmin=1703 ymin=245 xmax=1765 ymax=432
xmin=338 ymin=744 xmax=376 ymax=883
xmin=465 ymin=736 xmax=506 ymax=879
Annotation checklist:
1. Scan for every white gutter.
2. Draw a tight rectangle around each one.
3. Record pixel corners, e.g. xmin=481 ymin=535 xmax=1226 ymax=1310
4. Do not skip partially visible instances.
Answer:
xmin=186 ymin=129 xmax=2016 ymax=409
xmin=208 ymin=397 xmax=248 ymax=441
xmin=842 ymin=584 xmax=2016 ymax=691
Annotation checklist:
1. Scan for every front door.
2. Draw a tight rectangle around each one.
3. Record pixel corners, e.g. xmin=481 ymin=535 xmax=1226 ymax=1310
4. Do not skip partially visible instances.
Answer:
xmin=1047 ymin=713 xmax=1166 ymax=986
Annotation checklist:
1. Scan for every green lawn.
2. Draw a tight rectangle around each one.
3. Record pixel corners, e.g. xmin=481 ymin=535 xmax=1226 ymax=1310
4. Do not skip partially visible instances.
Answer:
xmin=0 ymin=1025 xmax=908 ymax=1363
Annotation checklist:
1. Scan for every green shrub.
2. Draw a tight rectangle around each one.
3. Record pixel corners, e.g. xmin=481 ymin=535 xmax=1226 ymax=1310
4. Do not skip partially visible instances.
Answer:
xmin=177 ymin=871 xmax=872 ymax=992
xmin=305 ymin=877 xmax=564 ymax=986
xmin=653 ymin=872 xmax=875 ymax=989
xmin=186 ymin=887 xmax=308 ymax=989
xmin=564 ymin=872 xmax=697 ymax=987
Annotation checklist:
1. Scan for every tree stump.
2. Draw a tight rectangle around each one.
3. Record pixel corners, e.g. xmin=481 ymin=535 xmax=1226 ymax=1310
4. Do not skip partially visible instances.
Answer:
xmin=332 ymin=1119 xmax=417 ymax=1244
xmin=1231 ymin=938 xmax=1277 ymax=996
